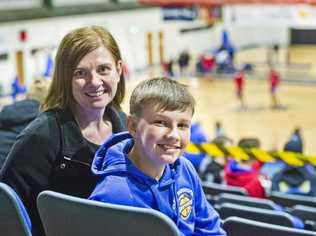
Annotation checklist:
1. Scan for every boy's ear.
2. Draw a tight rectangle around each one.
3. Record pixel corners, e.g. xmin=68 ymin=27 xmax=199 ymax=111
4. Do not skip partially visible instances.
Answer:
xmin=127 ymin=115 xmax=137 ymax=137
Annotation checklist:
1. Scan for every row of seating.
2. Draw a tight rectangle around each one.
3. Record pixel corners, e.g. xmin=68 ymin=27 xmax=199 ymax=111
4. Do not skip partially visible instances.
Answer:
xmin=0 ymin=182 xmax=179 ymax=236
xmin=203 ymin=181 xmax=316 ymax=231
xmin=203 ymin=181 xmax=316 ymax=208
xmin=1 ymin=181 xmax=316 ymax=236
xmin=223 ymin=217 xmax=316 ymax=236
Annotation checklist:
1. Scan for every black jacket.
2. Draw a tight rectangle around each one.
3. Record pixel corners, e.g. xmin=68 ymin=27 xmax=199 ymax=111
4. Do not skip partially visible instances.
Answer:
xmin=0 ymin=106 xmax=126 ymax=236
xmin=0 ymin=99 xmax=40 ymax=168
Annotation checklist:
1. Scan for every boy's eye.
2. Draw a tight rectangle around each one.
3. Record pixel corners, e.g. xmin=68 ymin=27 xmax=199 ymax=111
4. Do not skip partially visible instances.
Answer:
xmin=154 ymin=120 xmax=167 ymax=126
xmin=178 ymin=123 xmax=190 ymax=129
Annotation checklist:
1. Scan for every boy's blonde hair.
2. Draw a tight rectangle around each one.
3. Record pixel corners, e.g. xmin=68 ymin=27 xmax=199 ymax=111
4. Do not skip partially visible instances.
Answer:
xmin=130 ymin=77 xmax=195 ymax=117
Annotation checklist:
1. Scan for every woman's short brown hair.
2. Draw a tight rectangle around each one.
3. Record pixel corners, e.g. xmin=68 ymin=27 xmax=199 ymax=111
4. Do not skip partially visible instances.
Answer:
xmin=41 ymin=25 xmax=125 ymax=111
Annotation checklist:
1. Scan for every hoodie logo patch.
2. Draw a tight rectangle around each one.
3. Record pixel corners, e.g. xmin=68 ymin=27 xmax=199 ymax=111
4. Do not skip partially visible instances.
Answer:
xmin=177 ymin=188 xmax=193 ymax=220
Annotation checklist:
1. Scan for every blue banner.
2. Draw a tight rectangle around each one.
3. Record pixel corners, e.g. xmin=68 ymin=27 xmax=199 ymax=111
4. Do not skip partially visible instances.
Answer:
xmin=163 ymin=7 xmax=198 ymax=21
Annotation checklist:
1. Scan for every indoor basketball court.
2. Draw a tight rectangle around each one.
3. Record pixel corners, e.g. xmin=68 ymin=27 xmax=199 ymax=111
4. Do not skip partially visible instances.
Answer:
xmin=124 ymin=45 xmax=316 ymax=155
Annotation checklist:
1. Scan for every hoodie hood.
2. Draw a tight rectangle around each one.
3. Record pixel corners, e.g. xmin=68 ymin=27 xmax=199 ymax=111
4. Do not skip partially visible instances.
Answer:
xmin=91 ymin=131 xmax=180 ymax=188
xmin=0 ymin=99 xmax=40 ymax=127
xmin=92 ymin=131 xmax=133 ymax=176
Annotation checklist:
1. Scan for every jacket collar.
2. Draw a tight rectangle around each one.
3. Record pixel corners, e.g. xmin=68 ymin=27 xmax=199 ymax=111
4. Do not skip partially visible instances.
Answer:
xmin=57 ymin=106 xmax=126 ymax=159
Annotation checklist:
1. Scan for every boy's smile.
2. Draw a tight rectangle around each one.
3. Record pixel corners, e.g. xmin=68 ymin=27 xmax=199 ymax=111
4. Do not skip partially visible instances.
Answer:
xmin=128 ymin=105 xmax=193 ymax=179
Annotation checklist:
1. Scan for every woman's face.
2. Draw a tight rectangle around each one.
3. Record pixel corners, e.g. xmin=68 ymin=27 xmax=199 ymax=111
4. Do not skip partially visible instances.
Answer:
xmin=72 ymin=46 xmax=122 ymax=113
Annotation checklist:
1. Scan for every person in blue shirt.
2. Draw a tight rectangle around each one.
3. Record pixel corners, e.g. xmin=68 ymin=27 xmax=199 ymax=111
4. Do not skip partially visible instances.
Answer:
xmin=89 ymin=77 xmax=226 ymax=235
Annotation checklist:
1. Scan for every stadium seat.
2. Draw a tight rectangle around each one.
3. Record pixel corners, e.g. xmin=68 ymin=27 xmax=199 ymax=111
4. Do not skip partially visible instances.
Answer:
xmin=37 ymin=190 xmax=180 ymax=236
xmin=0 ymin=182 xmax=32 ymax=236
xmin=202 ymin=182 xmax=248 ymax=198
xmin=269 ymin=191 xmax=316 ymax=208
xmin=216 ymin=193 xmax=283 ymax=210
xmin=223 ymin=216 xmax=316 ymax=236
xmin=292 ymin=205 xmax=316 ymax=222
xmin=217 ymin=202 xmax=304 ymax=228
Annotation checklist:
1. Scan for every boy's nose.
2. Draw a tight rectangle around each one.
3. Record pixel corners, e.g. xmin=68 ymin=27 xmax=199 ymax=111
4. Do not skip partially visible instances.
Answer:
xmin=166 ymin=127 xmax=180 ymax=140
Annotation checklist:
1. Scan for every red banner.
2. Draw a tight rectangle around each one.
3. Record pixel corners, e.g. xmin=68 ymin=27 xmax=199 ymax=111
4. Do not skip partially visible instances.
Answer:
xmin=139 ymin=0 xmax=316 ymax=7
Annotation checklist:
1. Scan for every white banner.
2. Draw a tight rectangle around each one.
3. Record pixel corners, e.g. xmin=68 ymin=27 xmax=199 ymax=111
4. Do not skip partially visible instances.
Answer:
xmin=52 ymin=0 xmax=110 ymax=6
xmin=225 ymin=4 xmax=316 ymax=27
xmin=0 ymin=0 xmax=41 ymax=9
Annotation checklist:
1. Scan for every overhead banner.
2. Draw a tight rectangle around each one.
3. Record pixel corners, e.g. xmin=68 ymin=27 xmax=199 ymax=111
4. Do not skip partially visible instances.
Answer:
xmin=163 ymin=7 xmax=198 ymax=21
xmin=140 ymin=0 xmax=316 ymax=7
xmin=225 ymin=4 xmax=316 ymax=26
xmin=53 ymin=0 xmax=109 ymax=6
xmin=0 ymin=0 xmax=41 ymax=9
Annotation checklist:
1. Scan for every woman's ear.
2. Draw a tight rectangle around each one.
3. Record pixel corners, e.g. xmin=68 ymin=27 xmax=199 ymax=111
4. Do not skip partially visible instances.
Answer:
xmin=116 ymin=60 xmax=123 ymax=76
xmin=127 ymin=115 xmax=137 ymax=137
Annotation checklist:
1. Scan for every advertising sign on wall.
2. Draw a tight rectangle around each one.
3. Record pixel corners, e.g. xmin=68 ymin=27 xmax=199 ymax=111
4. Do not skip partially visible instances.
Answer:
xmin=0 ymin=0 xmax=41 ymax=9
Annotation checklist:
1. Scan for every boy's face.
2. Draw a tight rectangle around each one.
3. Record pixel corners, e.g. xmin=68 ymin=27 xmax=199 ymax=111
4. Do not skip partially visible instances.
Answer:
xmin=128 ymin=105 xmax=193 ymax=170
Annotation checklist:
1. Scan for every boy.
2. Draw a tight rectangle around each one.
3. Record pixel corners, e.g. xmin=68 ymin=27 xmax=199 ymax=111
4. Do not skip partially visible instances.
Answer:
xmin=89 ymin=77 xmax=226 ymax=235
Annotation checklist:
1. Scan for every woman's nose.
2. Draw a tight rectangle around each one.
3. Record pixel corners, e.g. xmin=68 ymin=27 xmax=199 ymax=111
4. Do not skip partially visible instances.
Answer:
xmin=90 ymin=71 xmax=103 ymax=86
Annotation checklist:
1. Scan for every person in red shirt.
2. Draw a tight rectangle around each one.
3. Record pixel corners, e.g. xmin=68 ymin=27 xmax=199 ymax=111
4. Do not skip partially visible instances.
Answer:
xmin=224 ymin=138 xmax=269 ymax=198
xmin=268 ymin=67 xmax=281 ymax=108
xmin=233 ymin=70 xmax=245 ymax=109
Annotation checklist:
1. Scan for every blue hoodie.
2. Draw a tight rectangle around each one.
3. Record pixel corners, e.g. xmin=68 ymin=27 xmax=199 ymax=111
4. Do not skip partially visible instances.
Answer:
xmin=89 ymin=132 xmax=226 ymax=236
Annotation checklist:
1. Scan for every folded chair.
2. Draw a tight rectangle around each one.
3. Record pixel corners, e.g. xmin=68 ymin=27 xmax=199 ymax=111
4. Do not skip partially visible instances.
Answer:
xmin=218 ymin=202 xmax=304 ymax=229
xmin=0 ymin=182 xmax=32 ymax=236
xmin=223 ymin=216 xmax=316 ymax=236
xmin=37 ymin=190 xmax=180 ymax=236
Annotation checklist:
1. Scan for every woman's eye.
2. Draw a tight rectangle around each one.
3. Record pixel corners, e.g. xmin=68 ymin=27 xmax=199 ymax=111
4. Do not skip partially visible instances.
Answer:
xmin=73 ymin=70 xmax=86 ymax=78
xmin=98 ymin=65 xmax=111 ymax=74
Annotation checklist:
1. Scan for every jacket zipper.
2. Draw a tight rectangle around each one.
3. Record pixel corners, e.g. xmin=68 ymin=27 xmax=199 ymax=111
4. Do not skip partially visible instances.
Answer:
xmin=62 ymin=156 xmax=91 ymax=167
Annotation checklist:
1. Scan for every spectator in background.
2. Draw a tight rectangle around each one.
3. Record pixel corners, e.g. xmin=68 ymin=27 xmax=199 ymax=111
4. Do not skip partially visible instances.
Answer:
xmin=260 ymin=126 xmax=303 ymax=181
xmin=200 ymin=137 xmax=230 ymax=184
xmin=0 ymin=26 xmax=127 ymax=236
xmin=268 ymin=66 xmax=281 ymax=108
xmin=289 ymin=127 xmax=303 ymax=151
xmin=0 ymin=78 xmax=50 ymax=168
xmin=271 ymin=128 xmax=316 ymax=196
xmin=233 ymin=70 xmax=246 ymax=109
xmin=214 ymin=120 xmax=233 ymax=146
xmin=178 ymin=50 xmax=191 ymax=76
xmin=163 ymin=58 xmax=175 ymax=77
xmin=183 ymin=121 xmax=209 ymax=172
xmin=224 ymin=137 xmax=269 ymax=198
xmin=196 ymin=53 xmax=215 ymax=74
xmin=184 ymin=121 xmax=229 ymax=184
xmin=215 ymin=120 xmax=225 ymax=138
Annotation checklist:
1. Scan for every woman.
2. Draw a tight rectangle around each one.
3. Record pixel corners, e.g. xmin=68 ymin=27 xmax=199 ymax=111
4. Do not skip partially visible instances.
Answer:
xmin=0 ymin=26 xmax=126 ymax=235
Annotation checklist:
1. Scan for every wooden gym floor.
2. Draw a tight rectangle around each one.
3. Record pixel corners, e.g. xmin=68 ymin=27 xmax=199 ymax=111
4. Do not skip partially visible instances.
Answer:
xmin=124 ymin=46 xmax=316 ymax=155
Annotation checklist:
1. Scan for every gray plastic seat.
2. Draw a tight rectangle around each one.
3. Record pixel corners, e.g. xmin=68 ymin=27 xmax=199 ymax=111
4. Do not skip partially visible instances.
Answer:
xmin=269 ymin=191 xmax=316 ymax=208
xmin=202 ymin=182 xmax=248 ymax=197
xmin=218 ymin=202 xmax=304 ymax=229
xmin=0 ymin=182 xmax=32 ymax=236
xmin=292 ymin=205 xmax=316 ymax=223
xmin=37 ymin=190 xmax=180 ymax=236
xmin=216 ymin=192 xmax=283 ymax=210
xmin=223 ymin=216 xmax=316 ymax=236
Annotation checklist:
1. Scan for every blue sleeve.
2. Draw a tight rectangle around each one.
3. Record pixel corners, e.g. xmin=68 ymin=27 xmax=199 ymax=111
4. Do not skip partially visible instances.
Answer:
xmin=191 ymin=163 xmax=227 ymax=235
xmin=89 ymin=175 xmax=135 ymax=207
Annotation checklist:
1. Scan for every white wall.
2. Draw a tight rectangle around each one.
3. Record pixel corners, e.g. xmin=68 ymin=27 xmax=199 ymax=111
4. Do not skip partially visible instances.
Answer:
xmin=0 ymin=7 xmax=220 ymax=94
xmin=2 ymin=4 xmax=316 ymax=94
xmin=222 ymin=4 xmax=316 ymax=49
